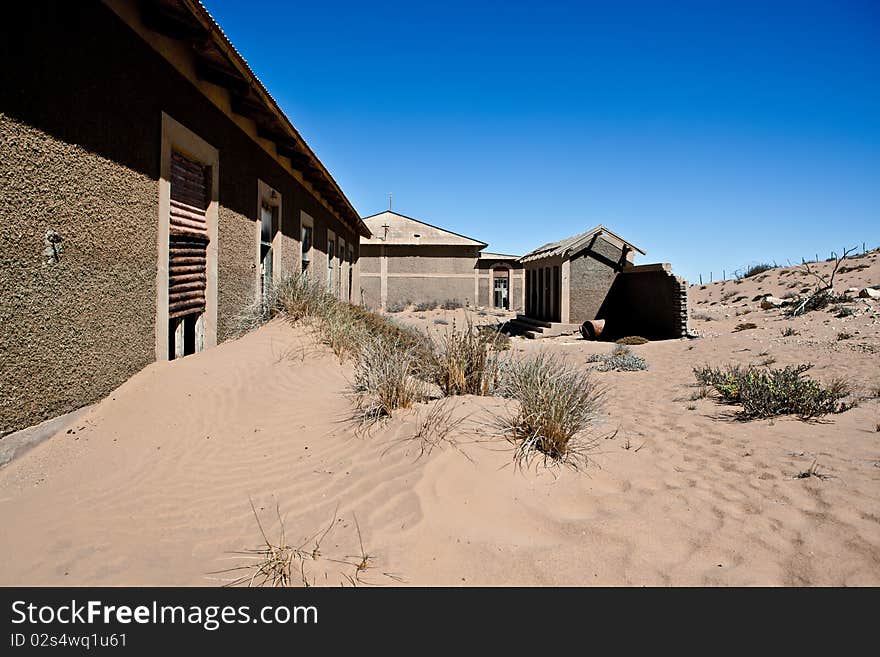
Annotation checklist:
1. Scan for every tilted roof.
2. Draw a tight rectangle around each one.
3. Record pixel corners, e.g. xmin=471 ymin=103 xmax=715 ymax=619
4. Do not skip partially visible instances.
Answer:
xmin=520 ymin=225 xmax=645 ymax=263
xmin=361 ymin=211 xmax=488 ymax=248
xmin=130 ymin=0 xmax=370 ymax=237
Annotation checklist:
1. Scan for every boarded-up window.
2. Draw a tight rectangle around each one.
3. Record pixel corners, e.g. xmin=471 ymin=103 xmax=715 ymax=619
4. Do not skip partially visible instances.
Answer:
xmin=168 ymin=151 xmax=210 ymax=357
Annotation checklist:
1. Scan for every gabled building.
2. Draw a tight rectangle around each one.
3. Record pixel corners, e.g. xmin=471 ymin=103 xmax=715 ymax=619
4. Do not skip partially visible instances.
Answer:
xmin=1 ymin=0 xmax=370 ymax=435
xmin=511 ymin=225 xmax=688 ymax=339
xmin=359 ymin=210 xmax=525 ymax=312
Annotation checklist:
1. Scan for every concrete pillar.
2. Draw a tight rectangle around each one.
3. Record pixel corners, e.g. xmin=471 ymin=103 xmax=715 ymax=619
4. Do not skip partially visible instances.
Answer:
xmin=561 ymin=260 xmax=571 ymax=324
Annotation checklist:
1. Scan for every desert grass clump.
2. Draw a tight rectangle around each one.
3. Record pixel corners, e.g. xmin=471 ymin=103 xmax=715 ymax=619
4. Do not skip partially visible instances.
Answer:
xmin=352 ymin=335 xmax=428 ymax=426
xmin=477 ymin=324 xmax=512 ymax=350
xmin=616 ymin=336 xmax=649 ymax=345
xmin=743 ymin=263 xmax=774 ymax=278
xmin=414 ymin=300 xmax=438 ymax=312
xmin=233 ymin=273 xmax=427 ymax=361
xmin=693 ymin=363 xmax=853 ymax=420
xmin=498 ymin=352 xmax=606 ymax=470
xmin=428 ymin=318 xmax=501 ymax=396
xmin=586 ymin=345 xmax=648 ymax=372
xmin=733 ymin=322 xmax=758 ymax=332
xmin=440 ymin=299 xmax=464 ymax=310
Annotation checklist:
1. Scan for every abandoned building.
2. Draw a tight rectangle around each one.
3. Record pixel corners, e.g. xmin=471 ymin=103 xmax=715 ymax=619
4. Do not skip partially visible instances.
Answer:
xmin=359 ymin=210 xmax=525 ymax=312
xmin=0 ymin=0 xmax=370 ymax=436
xmin=509 ymin=226 xmax=688 ymax=339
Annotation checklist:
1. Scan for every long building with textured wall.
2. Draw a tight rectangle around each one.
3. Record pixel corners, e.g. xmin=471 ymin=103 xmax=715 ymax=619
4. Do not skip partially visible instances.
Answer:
xmin=1 ymin=0 xmax=370 ymax=436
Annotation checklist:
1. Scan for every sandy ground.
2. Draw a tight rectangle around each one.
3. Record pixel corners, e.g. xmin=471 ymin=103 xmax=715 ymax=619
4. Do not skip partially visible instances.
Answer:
xmin=1 ymin=252 xmax=878 ymax=586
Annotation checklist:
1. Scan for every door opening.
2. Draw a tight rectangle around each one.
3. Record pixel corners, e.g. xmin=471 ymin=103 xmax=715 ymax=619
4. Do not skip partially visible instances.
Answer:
xmin=260 ymin=201 xmax=277 ymax=301
xmin=492 ymin=269 xmax=509 ymax=310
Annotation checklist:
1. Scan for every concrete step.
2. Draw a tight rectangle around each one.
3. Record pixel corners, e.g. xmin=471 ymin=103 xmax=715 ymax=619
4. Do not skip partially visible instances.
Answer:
xmin=508 ymin=318 xmax=581 ymax=339
xmin=514 ymin=315 xmax=553 ymax=329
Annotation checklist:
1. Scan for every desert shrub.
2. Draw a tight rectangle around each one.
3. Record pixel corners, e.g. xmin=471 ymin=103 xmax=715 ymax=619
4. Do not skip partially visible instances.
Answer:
xmin=433 ymin=318 xmax=449 ymax=325
xmin=615 ymin=336 xmax=649 ymax=345
xmin=498 ymin=352 xmax=605 ymax=469
xmin=781 ymin=327 xmax=799 ymax=337
xmin=691 ymin=311 xmax=714 ymax=321
xmin=693 ymin=363 xmax=852 ymax=419
xmin=477 ymin=324 xmax=512 ymax=350
xmin=352 ymin=335 xmax=427 ymax=425
xmin=414 ymin=301 xmax=438 ymax=312
xmin=233 ymin=272 xmax=324 ymax=334
xmin=441 ymin=299 xmax=464 ymax=310
xmin=236 ymin=273 xmax=431 ymax=361
xmin=386 ymin=301 xmax=407 ymax=313
xmin=586 ymin=345 xmax=648 ymax=372
xmin=744 ymin=263 xmax=774 ymax=278
xmin=837 ymin=332 xmax=853 ymax=341
xmin=834 ymin=305 xmax=855 ymax=318
xmin=733 ymin=322 xmax=757 ymax=332
xmin=428 ymin=318 xmax=500 ymax=396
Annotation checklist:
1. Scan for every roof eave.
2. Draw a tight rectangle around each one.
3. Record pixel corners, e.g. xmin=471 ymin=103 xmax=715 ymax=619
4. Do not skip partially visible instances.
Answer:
xmin=175 ymin=1 xmax=370 ymax=238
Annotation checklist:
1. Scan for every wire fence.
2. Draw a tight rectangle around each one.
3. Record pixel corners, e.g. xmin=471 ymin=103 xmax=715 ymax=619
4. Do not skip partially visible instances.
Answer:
xmin=690 ymin=242 xmax=875 ymax=286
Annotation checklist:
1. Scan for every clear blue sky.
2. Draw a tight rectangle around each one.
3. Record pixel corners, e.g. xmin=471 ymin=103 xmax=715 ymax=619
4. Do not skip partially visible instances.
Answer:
xmin=204 ymin=0 xmax=878 ymax=282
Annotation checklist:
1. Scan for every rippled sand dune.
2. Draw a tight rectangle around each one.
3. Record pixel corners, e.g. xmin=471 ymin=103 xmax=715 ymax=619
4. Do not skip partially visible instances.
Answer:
xmin=1 ymin=251 xmax=879 ymax=585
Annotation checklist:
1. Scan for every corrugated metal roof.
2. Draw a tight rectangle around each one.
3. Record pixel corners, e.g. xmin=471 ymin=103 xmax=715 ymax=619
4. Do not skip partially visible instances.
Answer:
xmin=177 ymin=0 xmax=370 ymax=237
xmin=520 ymin=224 xmax=645 ymax=263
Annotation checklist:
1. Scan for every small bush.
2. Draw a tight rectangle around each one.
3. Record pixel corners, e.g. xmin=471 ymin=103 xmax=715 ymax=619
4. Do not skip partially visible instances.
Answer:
xmin=744 ymin=264 xmax=774 ymax=278
xmin=837 ymin=332 xmax=853 ymax=341
xmin=587 ymin=345 xmax=648 ymax=372
xmin=498 ymin=352 xmax=605 ymax=469
xmin=352 ymin=335 xmax=427 ymax=425
xmin=441 ymin=299 xmax=464 ymax=310
xmin=428 ymin=318 xmax=500 ymax=396
xmin=386 ymin=301 xmax=407 ymax=313
xmin=693 ymin=363 xmax=853 ymax=419
xmin=477 ymin=324 xmax=512 ymax=350
xmin=433 ymin=318 xmax=449 ymax=325
xmin=781 ymin=327 xmax=799 ymax=337
xmin=733 ymin=322 xmax=758 ymax=332
xmin=615 ymin=336 xmax=649 ymax=345
xmin=691 ymin=311 xmax=714 ymax=321
xmin=414 ymin=301 xmax=438 ymax=312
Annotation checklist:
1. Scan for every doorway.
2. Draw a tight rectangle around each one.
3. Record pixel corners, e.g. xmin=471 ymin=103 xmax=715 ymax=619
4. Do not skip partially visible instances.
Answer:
xmin=492 ymin=267 xmax=509 ymax=310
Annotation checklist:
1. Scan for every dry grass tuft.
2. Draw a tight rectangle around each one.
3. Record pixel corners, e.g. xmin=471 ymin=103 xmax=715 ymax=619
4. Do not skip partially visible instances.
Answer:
xmin=214 ymin=501 xmax=401 ymax=587
xmin=615 ymin=336 xmax=649 ymax=345
xmin=497 ymin=352 xmax=607 ymax=471
xmin=352 ymin=335 xmax=428 ymax=427
xmin=733 ymin=322 xmax=758 ymax=332
xmin=428 ymin=317 xmax=501 ymax=396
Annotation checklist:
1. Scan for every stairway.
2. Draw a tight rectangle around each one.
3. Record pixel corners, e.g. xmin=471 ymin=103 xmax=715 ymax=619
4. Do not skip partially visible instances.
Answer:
xmin=505 ymin=315 xmax=582 ymax=339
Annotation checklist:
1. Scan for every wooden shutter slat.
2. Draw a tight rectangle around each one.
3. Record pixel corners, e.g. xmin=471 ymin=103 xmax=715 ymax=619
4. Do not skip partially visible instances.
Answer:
xmin=168 ymin=151 xmax=210 ymax=320
xmin=170 ymin=214 xmax=208 ymax=232
xmin=169 ymin=280 xmax=206 ymax=293
xmin=170 ymin=225 xmax=209 ymax=239
xmin=170 ymin=198 xmax=209 ymax=215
